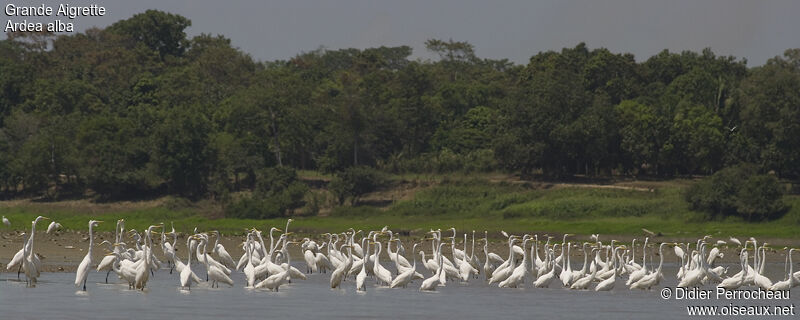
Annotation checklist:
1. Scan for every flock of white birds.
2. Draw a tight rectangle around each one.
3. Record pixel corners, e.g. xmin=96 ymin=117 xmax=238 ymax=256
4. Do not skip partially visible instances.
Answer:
xmin=3 ymin=215 xmax=799 ymax=293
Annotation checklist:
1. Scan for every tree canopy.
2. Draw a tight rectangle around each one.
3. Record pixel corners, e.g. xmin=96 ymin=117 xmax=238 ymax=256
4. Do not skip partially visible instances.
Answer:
xmin=0 ymin=10 xmax=798 ymax=202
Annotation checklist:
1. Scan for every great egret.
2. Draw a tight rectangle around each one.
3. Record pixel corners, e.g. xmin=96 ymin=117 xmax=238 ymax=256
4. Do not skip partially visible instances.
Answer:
xmin=7 ymin=216 xmax=48 ymax=279
xmin=133 ymin=225 xmax=160 ymax=290
xmin=420 ymin=242 xmax=445 ymax=291
xmin=769 ymin=248 xmax=795 ymax=290
xmin=499 ymin=236 xmax=531 ymax=288
xmin=255 ymin=241 xmax=298 ymax=291
xmin=372 ymin=240 xmax=393 ymax=286
xmin=630 ymin=242 xmax=668 ymax=290
xmin=489 ymin=237 xmax=517 ymax=284
xmin=46 ymin=221 xmax=61 ymax=234
xmin=21 ymin=216 xmax=49 ymax=285
xmin=356 ymin=240 xmax=371 ymax=291
xmin=627 ymin=237 xmax=648 ymax=286
xmin=75 ymin=220 xmax=102 ymax=291
xmin=595 ymin=246 xmax=624 ymax=291
xmin=391 ymin=243 xmax=419 ymax=288
xmin=303 ymin=238 xmax=317 ymax=274
xmin=718 ymin=249 xmax=748 ymax=290
xmin=330 ymin=243 xmax=352 ymax=289
xmin=559 ymin=241 xmax=574 ymax=287
xmin=96 ymin=240 xmax=118 ymax=283
xmin=199 ymin=236 xmax=234 ymax=288
xmin=571 ymin=248 xmax=598 ymax=290
xmin=2 ymin=215 xmax=9 ymax=227
xmin=243 ymin=233 xmax=256 ymax=288
xmin=181 ymin=236 xmax=201 ymax=290
xmin=212 ymin=230 xmax=236 ymax=269
xmin=534 ymin=244 xmax=557 ymax=288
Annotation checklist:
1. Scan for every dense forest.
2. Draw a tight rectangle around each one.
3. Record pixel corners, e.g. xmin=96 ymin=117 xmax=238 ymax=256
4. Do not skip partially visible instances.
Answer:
xmin=1 ymin=10 xmax=799 ymax=206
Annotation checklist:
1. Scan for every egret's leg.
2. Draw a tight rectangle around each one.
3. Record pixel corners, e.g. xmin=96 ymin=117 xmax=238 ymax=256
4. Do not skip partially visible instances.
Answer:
xmin=105 ymin=270 xmax=110 ymax=283
xmin=83 ymin=277 xmax=87 ymax=291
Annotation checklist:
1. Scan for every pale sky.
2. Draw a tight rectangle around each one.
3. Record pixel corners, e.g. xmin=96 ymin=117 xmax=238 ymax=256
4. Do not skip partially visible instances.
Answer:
xmin=4 ymin=0 xmax=799 ymax=65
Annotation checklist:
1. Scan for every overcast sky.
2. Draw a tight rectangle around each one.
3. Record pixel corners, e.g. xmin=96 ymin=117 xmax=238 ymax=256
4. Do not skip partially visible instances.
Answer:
xmin=4 ymin=0 xmax=799 ymax=65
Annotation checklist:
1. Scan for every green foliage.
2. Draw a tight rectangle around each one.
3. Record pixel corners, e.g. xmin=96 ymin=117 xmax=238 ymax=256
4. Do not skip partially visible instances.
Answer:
xmin=225 ymin=166 xmax=309 ymax=219
xmin=0 ymin=9 xmax=798 ymax=208
xmin=685 ymin=164 xmax=786 ymax=220
xmin=329 ymin=166 xmax=389 ymax=205
xmin=108 ymin=10 xmax=191 ymax=59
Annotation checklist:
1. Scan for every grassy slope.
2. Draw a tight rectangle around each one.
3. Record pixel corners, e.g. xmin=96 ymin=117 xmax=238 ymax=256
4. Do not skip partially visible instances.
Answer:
xmin=1 ymin=178 xmax=798 ymax=239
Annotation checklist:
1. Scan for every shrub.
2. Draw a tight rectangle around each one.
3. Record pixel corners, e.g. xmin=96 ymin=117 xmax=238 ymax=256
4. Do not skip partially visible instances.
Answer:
xmin=329 ymin=166 xmax=388 ymax=205
xmin=225 ymin=166 xmax=309 ymax=219
xmin=685 ymin=164 xmax=785 ymax=221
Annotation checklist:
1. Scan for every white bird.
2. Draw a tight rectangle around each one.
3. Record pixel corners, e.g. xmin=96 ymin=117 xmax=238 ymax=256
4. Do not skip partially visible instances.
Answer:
xmin=46 ymin=221 xmax=61 ymax=234
xmin=212 ymin=230 xmax=236 ymax=269
xmin=2 ymin=216 xmax=9 ymax=227
xmin=330 ymin=243 xmax=352 ymax=289
xmin=630 ymin=243 xmax=668 ymax=290
xmin=499 ymin=236 xmax=531 ymax=288
xmin=180 ymin=236 xmax=201 ymax=290
xmin=199 ymin=236 xmax=234 ymax=288
xmin=489 ymin=237 xmax=518 ymax=284
xmin=7 ymin=216 xmax=48 ymax=279
xmin=420 ymin=243 xmax=445 ymax=291
xmin=595 ymin=246 xmax=624 ymax=291
xmin=255 ymin=241 xmax=298 ymax=291
xmin=391 ymin=243 xmax=419 ymax=288
xmin=356 ymin=240 xmax=371 ymax=291
xmin=372 ymin=240 xmax=393 ymax=286
xmin=571 ymin=249 xmax=598 ymax=290
xmin=75 ymin=220 xmax=102 ymax=291
xmin=243 ymin=234 xmax=257 ymax=288
xmin=559 ymin=241 xmax=574 ymax=287
xmin=627 ymin=238 xmax=649 ymax=286
xmin=534 ymin=247 xmax=557 ymax=288
xmin=769 ymin=248 xmax=795 ymax=290
xmin=718 ymin=249 xmax=748 ymax=290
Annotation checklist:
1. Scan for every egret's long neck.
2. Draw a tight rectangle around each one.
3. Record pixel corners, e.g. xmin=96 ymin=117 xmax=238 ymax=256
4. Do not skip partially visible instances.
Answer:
xmin=470 ymin=232 xmax=475 ymax=260
xmin=186 ymin=239 xmax=193 ymax=264
xmin=506 ymin=239 xmax=514 ymax=261
xmin=88 ymin=223 xmax=95 ymax=256
xmin=788 ymin=250 xmax=794 ymax=283
xmin=642 ymin=238 xmax=649 ymax=270
xmin=463 ymin=235 xmax=468 ymax=260
xmin=739 ymin=251 xmax=747 ymax=278
xmin=581 ymin=244 xmax=589 ymax=273
xmin=25 ymin=223 xmax=35 ymax=252
xmin=246 ymin=236 xmax=253 ymax=262
xmin=114 ymin=222 xmax=120 ymax=244
xmin=268 ymin=230 xmax=276 ymax=256
xmin=483 ymin=237 xmax=489 ymax=261
xmin=411 ymin=246 xmax=417 ymax=268
xmin=362 ymin=241 xmax=370 ymax=272
xmin=521 ymin=239 xmax=530 ymax=268
xmin=656 ymin=244 xmax=665 ymax=274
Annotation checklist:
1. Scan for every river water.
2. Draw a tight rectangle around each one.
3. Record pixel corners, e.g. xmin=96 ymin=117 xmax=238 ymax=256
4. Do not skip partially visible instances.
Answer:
xmin=0 ymin=263 xmax=796 ymax=319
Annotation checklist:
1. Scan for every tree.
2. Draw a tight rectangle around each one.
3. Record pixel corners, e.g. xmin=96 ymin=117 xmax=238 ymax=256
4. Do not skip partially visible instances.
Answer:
xmin=151 ymin=106 xmax=213 ymax=197
xmin=738 ymin=49 xmax=800 ymax=178
xmin=616 ymin=100 xmax=658 ymax=174
xmin=685 ymin=164 xmax=785 ymax=221
xmin=108 ymin=10 xmax=191 ymax=59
